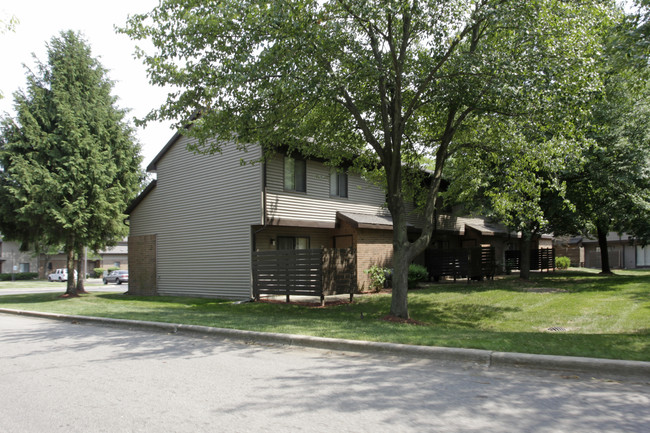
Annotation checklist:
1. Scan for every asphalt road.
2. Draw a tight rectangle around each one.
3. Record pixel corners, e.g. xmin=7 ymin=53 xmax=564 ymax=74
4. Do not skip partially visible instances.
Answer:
xmin=0 ymin=314 xmax=648 ymax=433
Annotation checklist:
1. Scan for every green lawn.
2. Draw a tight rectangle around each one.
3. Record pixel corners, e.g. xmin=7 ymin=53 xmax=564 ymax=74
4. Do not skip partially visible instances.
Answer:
xmin=0 ymin=268 xmax=648 ymax=361
xmin=0 ymin=279 xmax=106 ymax=288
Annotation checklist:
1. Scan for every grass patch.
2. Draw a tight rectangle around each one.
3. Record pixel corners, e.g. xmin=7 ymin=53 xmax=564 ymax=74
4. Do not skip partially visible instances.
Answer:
xmin=0 ymin=269 xmax=648 ymax=361
xmin=0 ymin=279 xmax=107 ymax=289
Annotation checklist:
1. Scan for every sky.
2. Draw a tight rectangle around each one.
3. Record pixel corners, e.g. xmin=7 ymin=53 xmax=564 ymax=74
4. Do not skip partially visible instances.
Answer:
xmin=0 ymin=0 xmax=175 ymax=171
xmin=0 ymin=0 xmax=639 ymax=172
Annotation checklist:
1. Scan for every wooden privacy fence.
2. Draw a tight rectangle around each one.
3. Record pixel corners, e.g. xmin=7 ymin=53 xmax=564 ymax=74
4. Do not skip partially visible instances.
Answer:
xmin=427 ymin=246 xmax=496 ymax=281
xmin=252 ymin=248 xmax=356 ymax=305
xmin=505 ymin=248 xmax=556 ymax=272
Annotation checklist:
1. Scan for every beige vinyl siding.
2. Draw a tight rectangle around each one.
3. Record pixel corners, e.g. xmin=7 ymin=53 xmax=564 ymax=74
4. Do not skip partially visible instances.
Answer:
xmin=129 ymin=137 xmax=262 ymax=299
xmin=266 ymin=154 xmax=390 ymax=223
xmin=266 ymin=154 xmax=425 ymax=227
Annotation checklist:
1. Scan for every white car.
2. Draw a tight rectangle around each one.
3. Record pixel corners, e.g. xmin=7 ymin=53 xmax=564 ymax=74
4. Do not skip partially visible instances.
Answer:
xmin=47 ymin=268 xmax=78 ymax=282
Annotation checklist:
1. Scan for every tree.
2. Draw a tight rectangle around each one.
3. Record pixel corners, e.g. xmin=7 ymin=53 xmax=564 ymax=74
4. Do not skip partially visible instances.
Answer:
xmin=562 ymin=76 xmax=650 ymax=273
xmin=444 ymin=121 xmax=581 ymax=279
xmin=121 ymin=0 xmax=612 ymax=318
xmin=0 ymin=31 xmax=143 ymax=296
xmin=554 ymin=7 xmax=650 ymax=274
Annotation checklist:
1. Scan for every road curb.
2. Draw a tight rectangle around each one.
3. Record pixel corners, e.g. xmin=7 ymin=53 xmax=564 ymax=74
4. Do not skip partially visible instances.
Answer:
xmin=2 ymin=307 xmax=649 ymax=380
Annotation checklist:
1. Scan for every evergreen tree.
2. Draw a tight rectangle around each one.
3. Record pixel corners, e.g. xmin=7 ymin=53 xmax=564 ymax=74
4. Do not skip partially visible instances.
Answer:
xmin=0 ymin=31 xmax=143 ymax=296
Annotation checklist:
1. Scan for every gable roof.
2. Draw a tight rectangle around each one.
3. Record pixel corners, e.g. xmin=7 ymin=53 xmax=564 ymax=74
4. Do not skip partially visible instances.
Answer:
xmin=146 ymin=132 xmax=183 ymax=173
xmin=125 ymin=179 xmax=157 ymax=215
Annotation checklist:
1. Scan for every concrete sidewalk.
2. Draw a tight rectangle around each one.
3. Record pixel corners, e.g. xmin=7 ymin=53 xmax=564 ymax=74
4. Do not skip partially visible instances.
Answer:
xmin=1 ymin=307 xmax=648 ymax=381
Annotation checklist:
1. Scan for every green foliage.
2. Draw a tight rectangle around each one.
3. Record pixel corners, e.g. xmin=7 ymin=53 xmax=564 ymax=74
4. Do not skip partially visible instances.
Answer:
xmin=0 ymin=272 xmax=38 ymax=281
xmin=364 ymin=265 xmax=389 ymax=293
xmin=554 ymin=16 xmax=650 ymax=272
xmin=555 ymin=256 xmax=571 ymax=270
xmin=92 ymin=268 xmax=108 ymax=278
xmin=0 ymin=14 xmax=18 ymax=34
xmin=120 ymin=0 xmax=614 ymax=318
xmin=408 ymin=264 xmax=429 ymax=289
xmin=0 ymin=31 xmax=143 ymax=293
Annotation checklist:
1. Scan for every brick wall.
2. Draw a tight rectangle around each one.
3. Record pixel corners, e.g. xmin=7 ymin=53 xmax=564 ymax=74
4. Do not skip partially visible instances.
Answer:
xmin=356 ymin=228 xmax=393 ymax=291
xmin=128 ymin=235 xmax=157 ymax=295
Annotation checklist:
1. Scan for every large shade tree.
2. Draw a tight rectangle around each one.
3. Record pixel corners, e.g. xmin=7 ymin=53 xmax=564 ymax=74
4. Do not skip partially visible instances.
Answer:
xmin=561 ymin=72 xmax=650 ymax=273
xmin=547 ymin=7 xmax=650 ymax=274
xmin=122 ymin=0 xmax=613 ymax=318
xmin=443 ymin=121 xmax=582 ymax=279
xmin=0 ymin=31 xmax=143 ymax=295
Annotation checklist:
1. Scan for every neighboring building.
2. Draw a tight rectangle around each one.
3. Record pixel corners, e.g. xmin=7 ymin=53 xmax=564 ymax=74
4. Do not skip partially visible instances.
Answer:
xmin=0 ymin=238 xmax=39 ymax=275
xmin=126 ymin=132 xmax=543 ymax=299
xmin=582 ymin=233 xmax=649 ymax=270
xmin=553 ymin=236 xmax=584 ymax=267
xmin=41 ymin=240 xmax=129 ymax=277
xmin=97 ymin=241 xmax=129 ymax=270
xmin=554 ymin=233 xmax=650 ymax=270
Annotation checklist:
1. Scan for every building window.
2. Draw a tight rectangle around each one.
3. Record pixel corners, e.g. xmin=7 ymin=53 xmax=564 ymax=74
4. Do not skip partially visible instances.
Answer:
xmin=114 ymin=262 xmax=121 ymax=268
xmin=636 ymin=246 xmax=650 ymax=267
xmin=277 ymin=236 xmax=310 ymax=250
xmin=330 ymin=170 xmax=348 ymax=198
xmin=19 ymin=263 xmax=30 ymax=273
xmin=284 ymin=157 xmax=306 ymax=192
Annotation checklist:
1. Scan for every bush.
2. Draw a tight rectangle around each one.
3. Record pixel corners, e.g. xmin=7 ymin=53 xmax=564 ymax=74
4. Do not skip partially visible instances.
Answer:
xmin=93 ymin=268 xmax=107 ymax=278
xmin=408 ymin=264 xmax=429 ymax=289
xmin=364 ymin=265 xmax=389 ymax=292
xmin=0 ymin=272 xmax=39 ymax=281
xmin=556 ymin=256 xmax=571 ymax=270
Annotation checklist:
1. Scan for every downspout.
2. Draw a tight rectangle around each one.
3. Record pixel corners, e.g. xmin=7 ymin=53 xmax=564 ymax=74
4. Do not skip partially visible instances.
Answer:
xmin=252 ymin=160 xmax=269 ymax=251
xmin=250 ymin=160 xmax=270 ymax=302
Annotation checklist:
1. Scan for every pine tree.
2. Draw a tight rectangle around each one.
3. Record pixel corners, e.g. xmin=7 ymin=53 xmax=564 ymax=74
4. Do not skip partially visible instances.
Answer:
xmin=0 ymin=31 xmax=143 ymax=296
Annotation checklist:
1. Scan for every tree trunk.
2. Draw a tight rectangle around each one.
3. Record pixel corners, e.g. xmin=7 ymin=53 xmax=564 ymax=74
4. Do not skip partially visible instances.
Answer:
xmin=597 ymin=224 xmax=612 ymax=274
xmin=64 ymin=247 xmax=77 ymax=296
xmin=389 ymin=243 xmax=410 ymax=319
xmin=76 ymin=255 xmax=87 ymax=293
xmin=519 ymin=231 xmax=532 ymax=280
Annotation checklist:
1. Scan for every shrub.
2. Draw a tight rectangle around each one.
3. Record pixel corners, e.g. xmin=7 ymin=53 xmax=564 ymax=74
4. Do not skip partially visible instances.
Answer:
xmin=556 ymin=256 xmax=571 ymax=270
xmin=0 ymin=272 xmax=39 ymax=281
xmin=93 ymin=268 xmax=107 ymax=278
xmin=408 ymin=264 xmax=429 ymax=289
xmin=364 ymin=265 xmax=389 ymax=292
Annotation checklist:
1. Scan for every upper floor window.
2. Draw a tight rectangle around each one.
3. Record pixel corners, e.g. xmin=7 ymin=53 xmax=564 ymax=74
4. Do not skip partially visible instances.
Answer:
xmin=284 ymin=156 xmax=306 ymax=192
xmin=330 ymin=170 xmax=348 ymax=198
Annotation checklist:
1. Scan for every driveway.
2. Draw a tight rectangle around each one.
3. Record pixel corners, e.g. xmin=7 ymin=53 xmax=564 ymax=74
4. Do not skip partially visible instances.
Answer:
xmin=0 ymin=314 xmax=648 ymax=433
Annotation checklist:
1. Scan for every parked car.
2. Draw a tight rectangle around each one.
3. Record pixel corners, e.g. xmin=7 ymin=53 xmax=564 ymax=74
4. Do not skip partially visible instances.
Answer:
xmin=103 ymin=270 xmax=129 ymax=285
xmin=47 ymin=268 xmax=77 ymax=282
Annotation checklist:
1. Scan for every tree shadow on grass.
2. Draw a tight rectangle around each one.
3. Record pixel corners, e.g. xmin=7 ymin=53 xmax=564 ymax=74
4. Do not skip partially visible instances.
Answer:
xmin=408 ymin=300 xmax=521 ymax=328
xmin=0 ymin=293 xmax=66 ymax=304
xmin=419 ymin=271 xmax=650 ymax=296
